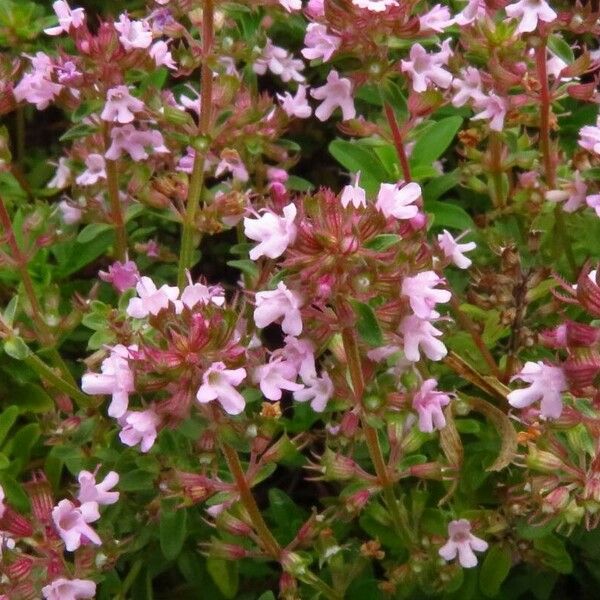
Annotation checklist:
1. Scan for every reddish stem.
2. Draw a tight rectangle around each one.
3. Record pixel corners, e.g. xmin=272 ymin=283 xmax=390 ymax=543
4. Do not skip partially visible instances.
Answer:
xmin=384 ymin=103 xmax=412 ymax=182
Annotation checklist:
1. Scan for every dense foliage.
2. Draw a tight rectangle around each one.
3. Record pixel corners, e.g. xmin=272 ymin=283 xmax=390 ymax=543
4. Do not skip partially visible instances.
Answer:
xmin=1 ymin=0 xmax=600 ymax=598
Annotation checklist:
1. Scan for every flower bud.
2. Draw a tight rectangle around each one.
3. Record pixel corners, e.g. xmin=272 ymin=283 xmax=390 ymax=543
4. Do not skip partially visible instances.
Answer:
xmin=5 ymin=556 xmax=33 ymax=582
xmin=216 ymin=512 xmax=253 ymax=537
xmin=279 ymin=572 xmax=299 ymax=600
xmin=345 ymin=489 xmax=371 ymax=514
xmin=23 ymin=477 xmax=54 ymax=523
xmin=0 ymin=507 xmax=34 ymax=537
xmin=541 ymin=486 xmax=570 ymax=513
xmin=281 ymin=551 xmax=310 ymax=577
xmin=320 ymin=449 xmax=358 ymax=480
xmin=526 ymin=445 xmax=565 ymax=473
xmin=208 ymin=540 xmax=249 ymax=560
xmin=576 ymin=267 xmax=600 ymax=317
xmin=409 ymin=461 xmax=443 ymax=480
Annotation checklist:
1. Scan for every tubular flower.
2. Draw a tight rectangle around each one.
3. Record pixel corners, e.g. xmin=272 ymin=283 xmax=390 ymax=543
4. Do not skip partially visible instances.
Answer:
xmin=401 ymin=43 xmax=453 ymax=93
xmin=412 ymin=378 xmax=452 ymax=433
xmin=42 ymin=579 xmax=96 ymax=600
xmin=119 ymin=410 xmax=159 ymax=452
xmin=100 ymin=86 xmax=145 ymax=124
xmin=376 ymin=182 xmax=421 ymax=219
xmin=126 ymin=276 xmax=180 ymax=318
xmin=311 ymin=70 xmax=356 ymax=122
xmin=437 ymin=230 xmax=476 ymax=269
xmin=196 ymin=362 xmax=247 ymax=415
xmin=77 ymin=470 xmax=119 ymax=510
xmin=51 ymin=500 xmax=101 ymax=551
xmin=244 ymin=203 xmax=298 ymax=260
xmin=254 ymin=282 xmax=304 ymax=335
xmin=439 ymin=519 xmax=488 ymax=568
xmin=44 ymin=1 xmax=85 ymax=36
xmin=401 ymin=271 xmax=451 ymax=319
xmin=399 ymin=315 xmax=447 ymax=362
xmin=505 ymin=0 xmax=557 ymax=34
xmin=253 ymin=359 xmax=304 ymax=401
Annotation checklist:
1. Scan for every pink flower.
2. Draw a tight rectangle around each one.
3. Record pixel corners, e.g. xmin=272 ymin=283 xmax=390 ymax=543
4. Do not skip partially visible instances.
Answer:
xmin=279 ymin=0 xmax=302 ymax=11
xmin=302 ymin=24 xmax=341 ymax=63
xmin=419 ymin=4 xmax=454 ymax=32
xmin=13 ymin=53 xmax=62 ymax=110
xmin=254 ymin=282 xmax=304 ymax=335
xmin=119 ymin=409 xmax=159 ymax=452
xmin=352 ymin=0 xmax=398 ymax=12
xmin=215 ymin=152 xmax=249 ymax=182
xmin=149 ymin=40 xmax=176 ymax=69
xmin=114 ymin=13 xmax=153 ymax=50
xmin=127 ymin=276 xmax=180 ymax=318
xmin=505 ymin=0 xmax=557 ymax=34
xmin=48 ymin=157 xmax=71 ymax=189
xmin=42 ymin=578 xmax=96 ymax=600
xmin=507 ymin=361 xmax=567 ymax=419
xmin=454 ymin=0 xmax=486 ymax=25
xmin=105 ymin=125 xmax=169 ymax=161
xmin=437 ymin=230 xmax=476 ymax=269
xmin=586 ymin=193 xmax=600 ymax=217
xmin=578 ymin=118 xmax=600 ymax=155
xmin=376 ymin=182 xmax=421 ymax=219
xmin=280 ymin=336 xmax=317 ymax=380
xmin=253 ymin=359 xmax=304 ymax=401
xmin=181 ymin=277 xmax=225 ymax=309
xmin=402 ymin=271 xmax=451 ymax=319
xmin=340 ymin=172 xmax=367 ymax=209
xmin=311 ymin=70 xmax=356 ymax=122
xmin=44 ymin=1 xmax=85 ymax=36
xmin=244 ymin=203 xmax=297 ymax=260
xmin=0 ymin=485 xmax=5 ymax=519
xmin=254 ymin=40 xmax=305 ymax=83
xmin=439 ymin=519 xmax=488 ymax=568
xmin=306 ymin=0 xmax=325 ymax=17
xmin=472 ymin=94 xmax=508 ymax=132
xmin=58 ymin=200 xmax=82 ymax=224
xmin=413 ymin=378 xmax=451 ymax=432
xmin=52 ymin=499 xmax=101 ymax=551
xmin=75 ymin=153 xmax=106 ymax=186
xmin=101 ymin=86 xmax=145 ymax=124
xmin=546 ymin=172 xmax=587 ymax=213
xmin=77 ymin=470 xmax=119 ymax=508
xmin=196 ymin=362 xmax=247 ymax=415
xmin=399 ymin=315 xmax=447 ymax=362
xmin=401 ymin=44 xmax=453 ymax=93
xmin=81 ymin=344 xmax=136 ymax=418
xmin=451 ymin=68 xmax=486 ymax=108
xmin=99 ymin=260 xmax=140 ymax=292
xmin=293 ymin=372 xmax=333 ymax=412
xmin=277 ymin=85 xmax=312 ymax=119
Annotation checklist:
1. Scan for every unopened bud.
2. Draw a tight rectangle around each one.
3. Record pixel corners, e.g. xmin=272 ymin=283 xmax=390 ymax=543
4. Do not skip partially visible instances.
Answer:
xmin=281 ymin=551 xmax=309 ymax=577
xmin=209 ymin=540 xmax=249 ymax=560
xmin=541 ymin=486 xmax=570 ymax=513
xmin=216 ymin=512 xmax=253 ymax=537
xmin=409 ymin=461 xmax=443 ymax=480
xmin=526 ymin=445 xmax=565 ymax=473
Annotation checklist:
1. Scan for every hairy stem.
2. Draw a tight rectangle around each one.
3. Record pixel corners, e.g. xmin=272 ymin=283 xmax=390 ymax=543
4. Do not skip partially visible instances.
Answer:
xmin=383 ymin=102 xmax=412 ymax=182
xmin=177 ymin=0 xmax=214 ymax=288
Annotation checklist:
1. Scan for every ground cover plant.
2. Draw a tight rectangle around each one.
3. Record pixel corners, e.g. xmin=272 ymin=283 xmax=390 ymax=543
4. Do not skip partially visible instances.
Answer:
xmin=1 ymin=0 xmax=600 ymax=598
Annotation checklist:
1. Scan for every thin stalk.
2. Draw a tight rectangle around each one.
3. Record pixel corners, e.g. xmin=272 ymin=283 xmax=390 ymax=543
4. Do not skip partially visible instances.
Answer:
xmin=177 ymin=0 xmax=215 ymax=288
xmin=489 ymin=132 xmax=505 ymax=209
xmin=340 ymin=326 xmax=414 ymax=545
xmin=24 ymin=353 xmax=90 ymax=408
xmin=15 ymin=107 xmax=25 ymax=166
xmin=383 ymin=102 xmax=412 ymax=182
xmin=105 ymin=156 xmax=127 ymax=262
xmin=220 ymin=441 xmax=281 ymax=559
xmin=118 ymin=559 xmax=143 ymax=600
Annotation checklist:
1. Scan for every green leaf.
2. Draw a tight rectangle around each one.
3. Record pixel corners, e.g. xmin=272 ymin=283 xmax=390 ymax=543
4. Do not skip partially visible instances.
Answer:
xmin=3 ymin=336 xmax=31 ymax=360
xmin=533 ymin=535 xmax=573 ymax=574
xmin=364 ymin=234 xmax=402 ymax=251
xmin=3 ymin=296 xmax=18 ymax=328
xmin=425 ymin=200 xmax=475 ymax=230
xmin=257 ymin=593 xmax=276 ymax=600
xmin=207 ymin=557 xmax=239 ymax=599
xmin=77 ymin=223 xmax=113 ymax=244
xmin=59 ymin=122 xmax=98 ymax=142
xmin=409 ymin=116 xmax=462 ymax=166
xmin=119 ymin=469 xmax=155 ymax=492
xmin=0 ymin=406 xmax=19 ymax=446
xmin=227 ymin=259 xmax=258 ymax=279
xmin=160 ymin=508 xmax=187 ymax=560
xmin=16 ymin=383 xmax=53 ymax=413
xmin=479 ymin=544 xmax=512 ymax=597
xmin=350 ymin=300 xmax=384 ymax=347
xmin=548 ymin=35 xmax=574 ymax=65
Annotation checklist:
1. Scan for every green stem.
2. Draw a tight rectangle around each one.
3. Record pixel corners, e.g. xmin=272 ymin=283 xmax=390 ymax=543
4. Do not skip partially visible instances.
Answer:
xmin=118 ymin=559 xmax=143 ymax=600
xmin=105 ymin=156 xmax=127 ymax=262
xmin=24 ymin=353 xmax=90 ymax=408
xmin=177 ymin=0 xmax=215 ymax=288
xmin=489 ymin=132 xmax=505 ymax=209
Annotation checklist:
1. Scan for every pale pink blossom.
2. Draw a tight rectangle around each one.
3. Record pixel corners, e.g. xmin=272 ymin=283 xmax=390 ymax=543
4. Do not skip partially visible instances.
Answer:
xmin=105 ymin=125 xmax=169 ymax=161
xmin=58 ymin=200 xmax=82 ymax=224
xmin=451 ymin=68 xmax=486 ymax=108
xmin=413 ymin=378 xmax=451 ymax=432
xmin=81 ymin=344 xmax=136 ymax=418
xmin=578 ymin=117 xmax=600 ymax=155
xmin=253 ymin=359 xmax=304 ymax=401
xmin=149 ymin=40 xmax=176 ymax=69
xmin=376 ymin=182 xmax=421 ymax=220
xmin=311 ymin=70 xmax=356 ymax=122
xmin=279 ymin=0 xmax=302 ymax=11
xmin=48 ymin=157 xmax=71 ymax=189
xmin=215 ymin=152 xmax=249 ymax=182
xmin=302 ymin=23 xmax=341 ymax=63
xmin=127 ymin=276 xmax=180 ymax=318
xmin=101 ymin=86 xmax=145 ymax=123
xmin=75 ymin=153 xmax=106 ymax=186
xmin=44 ymin=1 xmax=85 ymax=36
xmin=0 ymin=485 xmax=5 ymax=519
xmin=399 ymin=315 xmax=447 ymax=362
xmin=254 ymin=282 xmax=303 ymax=335
xmin=306 ymin=0 xmax=325 ymax=17
xmin=340 ymin=172 xmax=367 ymax=209
xmin=99 ymin=260 xmax=140 ymax=293
xmin=13 ymin=53 xmax=62 ymax=110
xmin=472 ymin=94 xmax=508 ymax=132
xmin=114 ymin=14 xmax=153 ymax=50
xmin=181 ymin=276 xmax=225 ymax=309
xmin=244 ymin=203 xmax=297 ymax=260
xmin=454 ymin=0 xmax=487 ymax=25
xmin=52 ymin=499 xmax=101 ymax=551
xmin=545 ymin=172 xmax=587 ymax=213
xmin=277 ymin=85 xmax=312 ymax=119
xmin=508 ymin=361 xmax=567 ymax=419
xmin=439 ymin=519 xmax=488 ymax=568
xmin=367 ymin=344 xmax=401 ymax=362
xmin=267 ymin=167 xmax=289 ymax=184
xmin=280 ymin=336 xmax=317 ymax=380
xmin=505 ymin=0 xmax=557 ymax=34
xmin=401 ymin=44 xmax=453 ymax=93
xmin=119 ymin=409 xmax=159 ymax=452
xmin=77 ymin=470 xmax=119 ymax=509
xmin=586 ymin=194 xmax=600 ymax=217
xmin=402 ymin=271 xmax=451 ymax=319
xmin=294 ymin=372 xmax=333 ymax=412
xmin=253 ymin=40 xmax=305 ymax=83
xmin=42 ymin=578 xmax=96 ymax=600
xmin=196 ymin=362 xmax=247 ymax=415
xmin=419 ymin=4 xmax=454 ymax=32
xmin=437 ymin=230 xmax=476 ymax=269
xmin=352 ymin=0 xmax=398 ymax=12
